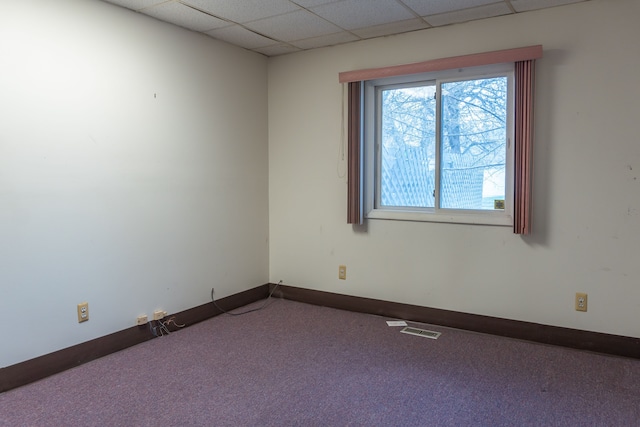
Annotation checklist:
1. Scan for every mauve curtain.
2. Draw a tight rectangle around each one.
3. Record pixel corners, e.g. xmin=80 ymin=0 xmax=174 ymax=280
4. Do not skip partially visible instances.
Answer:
xmin=514 ymin=60 xmax=535 ymax=235
xmin=347 ymin=81 xmax=363 ymax=225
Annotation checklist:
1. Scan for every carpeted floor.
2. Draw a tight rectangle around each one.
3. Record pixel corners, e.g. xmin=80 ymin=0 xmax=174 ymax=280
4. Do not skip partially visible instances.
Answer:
xmin=2 ymin=298 xmax=640 ymax=426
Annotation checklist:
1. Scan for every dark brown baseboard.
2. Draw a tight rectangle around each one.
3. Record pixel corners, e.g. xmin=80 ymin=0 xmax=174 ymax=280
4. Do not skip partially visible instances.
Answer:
xmin=270 ymin=284 xmax=640 ymax=360
xmin=0 ymin=284 xmax=270 ymax=393
xmin=4 ymin=283 xmax=638 ymax=394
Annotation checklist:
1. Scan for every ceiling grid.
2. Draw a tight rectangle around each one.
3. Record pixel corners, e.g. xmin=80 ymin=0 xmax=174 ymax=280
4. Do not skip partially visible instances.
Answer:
xmin=102 ymin=0 xmax=589 ymax=56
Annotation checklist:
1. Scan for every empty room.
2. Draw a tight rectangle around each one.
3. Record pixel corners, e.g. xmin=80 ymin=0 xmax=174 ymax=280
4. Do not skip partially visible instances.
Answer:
xmin=1 ymin=0 xmax=640 ymax=425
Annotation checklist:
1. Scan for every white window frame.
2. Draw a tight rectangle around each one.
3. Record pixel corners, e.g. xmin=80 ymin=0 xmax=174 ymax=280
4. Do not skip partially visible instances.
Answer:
xmin=363 ymin=63 xmax=515 ymax=226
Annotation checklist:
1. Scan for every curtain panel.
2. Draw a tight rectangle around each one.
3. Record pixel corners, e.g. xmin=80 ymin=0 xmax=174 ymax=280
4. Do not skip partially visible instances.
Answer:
xmin=343 ymin=46 xmax=541 ymax=233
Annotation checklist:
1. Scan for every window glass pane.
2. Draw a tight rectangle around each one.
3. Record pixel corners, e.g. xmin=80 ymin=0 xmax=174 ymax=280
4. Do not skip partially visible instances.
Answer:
xmin=380 ymin=84 xmax=436 ymax=208
xmin=440 ymin=77 xmax=507 ymax=210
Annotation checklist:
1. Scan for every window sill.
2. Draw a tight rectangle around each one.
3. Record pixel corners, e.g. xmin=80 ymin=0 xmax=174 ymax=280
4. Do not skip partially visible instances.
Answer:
xmin=366 ymin=209 xmax=513 ymax=226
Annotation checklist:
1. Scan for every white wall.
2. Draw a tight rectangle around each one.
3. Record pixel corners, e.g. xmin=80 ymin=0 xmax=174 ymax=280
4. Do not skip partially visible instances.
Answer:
xmin=0 ymin=0 xmax=269 ymax=367
xmin=268 ymin=0 xmax=640 ymax=338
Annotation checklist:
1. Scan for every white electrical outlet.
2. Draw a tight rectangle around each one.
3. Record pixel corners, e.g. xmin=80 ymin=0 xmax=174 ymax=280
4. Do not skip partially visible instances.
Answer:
xmin=153 ymin=310 xmax=166 ymax=320
xmin=136 ymin=314 xmax=148 ymax=325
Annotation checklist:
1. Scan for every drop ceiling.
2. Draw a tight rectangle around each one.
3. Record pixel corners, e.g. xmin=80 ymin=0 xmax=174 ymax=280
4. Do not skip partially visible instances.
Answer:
xmin=102 ymin=0 xmax=589 ymax=56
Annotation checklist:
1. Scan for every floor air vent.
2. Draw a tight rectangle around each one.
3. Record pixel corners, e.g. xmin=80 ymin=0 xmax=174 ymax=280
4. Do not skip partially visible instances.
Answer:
xmin=400 ymin=327 xmax=441 ymax=339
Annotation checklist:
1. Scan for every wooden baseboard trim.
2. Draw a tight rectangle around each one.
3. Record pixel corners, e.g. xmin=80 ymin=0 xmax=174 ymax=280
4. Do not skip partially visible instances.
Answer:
xmin=0 ymin=284 xmax=270 ymax=393
xmin=270 ymin=284 xmax=640 ymax=359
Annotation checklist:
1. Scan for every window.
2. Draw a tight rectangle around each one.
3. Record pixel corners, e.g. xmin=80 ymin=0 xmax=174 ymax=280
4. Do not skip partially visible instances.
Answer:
xmin=364 ymin=64 xmax=514 ymax=225
xmin=341 ymin=46 xmax=541 ymax=234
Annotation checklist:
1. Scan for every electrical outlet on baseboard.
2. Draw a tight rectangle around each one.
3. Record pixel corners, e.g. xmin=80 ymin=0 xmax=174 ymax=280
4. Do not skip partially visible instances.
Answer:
xmin=153 ymin=310 xmax=167 ymax=320
xmin=136 ymin=314 xmax=148 ymax=325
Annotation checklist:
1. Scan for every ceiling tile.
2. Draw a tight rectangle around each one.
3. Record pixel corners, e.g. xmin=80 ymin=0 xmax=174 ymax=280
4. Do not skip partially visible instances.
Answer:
xmin=102 ymin=0 xmax=168 ymax=11
xmin=310 ymin=0 xmax=416 ymax=30
xmin=142 ymin=2 xmax=229 ymax=32
xmin=290 ymin=31 xmax=359 ymax=50
xmin=245 ymin=10 xmax=343 ymax=41
xmin=351 ymin=18 xmax=429 ymax=39
xmin=425 ymin=3 xmax=513 ymax=27
xmin=511 ymin=0 xmax=586 ymax=12
xmin=401 ymin=0 xmax=503 ymax=16
xmin=291 ymin=0 xmax=341 ymax=6
xmin=181 ymin=0 xmax=301 ymax=23
xmin=252 ymin=44 xmax=302 ymax=56
xmin=206 ymin=25 xmax=278 ymax=49
xmin=101 ymin=0 xmax=590 ymax=57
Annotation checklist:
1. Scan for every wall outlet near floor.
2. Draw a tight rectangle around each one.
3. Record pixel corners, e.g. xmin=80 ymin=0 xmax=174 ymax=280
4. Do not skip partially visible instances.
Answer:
xmin=153 ymin=310 xmax=167 ymax=320
xmin=575 ymin=293 xmax=588 ymax=312
xmin=136 ymin=314 xmax=148 ymax=326
xmin=338 ymin=265 xmax=347 ymax=280
xmin=77 ymin=302 xmax=89 ymax=323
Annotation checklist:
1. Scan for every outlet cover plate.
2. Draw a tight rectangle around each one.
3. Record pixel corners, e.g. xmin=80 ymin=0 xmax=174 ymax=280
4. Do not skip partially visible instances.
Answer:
xmin=77 ymin=302 xmax=89 ymax=323
xmin=575 ymin=293 xmax=588 ymax=312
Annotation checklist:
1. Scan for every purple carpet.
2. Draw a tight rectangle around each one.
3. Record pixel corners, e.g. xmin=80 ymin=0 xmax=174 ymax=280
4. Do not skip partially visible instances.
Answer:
xmin=2 ymin=298 xmax=640 ymax=426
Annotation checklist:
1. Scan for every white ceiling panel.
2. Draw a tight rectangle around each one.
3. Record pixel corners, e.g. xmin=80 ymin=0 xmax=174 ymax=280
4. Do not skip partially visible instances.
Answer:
xmin=100 ymin=0 xmax=591 ymax=56
xmin=102 ymin=0 xmax=167 ymax=10
xmin=511 ymin=0 xmax=586 ymax=12
xmin=142 ymin=2 xmax=229 ymax=32
xmin=425 ymin=2 xmax=513 ymax=27
xmin=182 ymin=0 xmax=300 ymax=23
xmin=310 ymin=0 xmax=416 ymax=30
xmin=400 ymin=0 xmax=503 ymax=17
xmin=253 ymin=43 xmax=301 ymax=56
xmin=245 ymin=9 xmax=343 ymax=41
xmin=351 ymin=18 xmax=430 ymax=39
xmin=291 ymin=0 xmax=340 ymax=7
xmin=291 ymin=31 xmax=359 ymax=50
xmin=206 ymin=25 xmax=278 ymax=49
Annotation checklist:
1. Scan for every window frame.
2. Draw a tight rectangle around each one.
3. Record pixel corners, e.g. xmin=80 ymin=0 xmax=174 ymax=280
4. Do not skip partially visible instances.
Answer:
xmin=341 ymin=45 xmax=542 ymax=234
xmin=363 ymin=63 xmax=515 ymax=226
